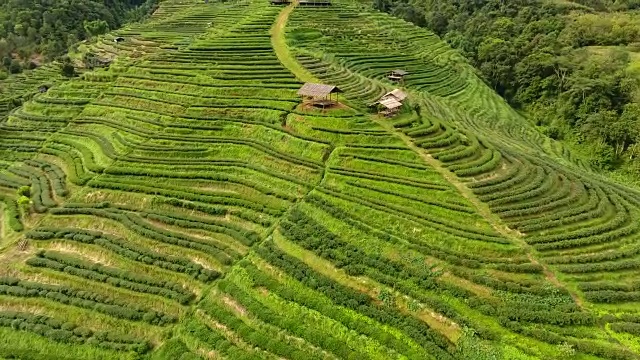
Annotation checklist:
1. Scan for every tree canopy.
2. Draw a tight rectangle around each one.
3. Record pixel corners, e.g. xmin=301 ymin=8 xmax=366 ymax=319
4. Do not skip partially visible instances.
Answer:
xmin=0 ymin=0 xmax=156 ymax=73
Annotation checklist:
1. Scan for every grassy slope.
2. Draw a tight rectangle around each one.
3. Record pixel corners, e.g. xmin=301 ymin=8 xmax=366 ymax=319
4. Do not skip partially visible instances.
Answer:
xmin=0 ymin=0 xmax=639 ymax=359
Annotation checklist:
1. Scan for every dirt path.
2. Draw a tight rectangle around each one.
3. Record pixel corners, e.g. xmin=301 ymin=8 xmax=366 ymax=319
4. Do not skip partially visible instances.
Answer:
xmin=271 ymin=2 xmax=319 ymax=83
xmin=372 ymin=117 xmax=585 ymax=309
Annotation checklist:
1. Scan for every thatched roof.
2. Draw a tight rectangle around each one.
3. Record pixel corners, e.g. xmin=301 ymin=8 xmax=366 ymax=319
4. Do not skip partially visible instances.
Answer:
xmin=297 ymin=83 xmax=342 ymax=97
xmin=379 ymin=97 xmax=403 ymax=109
xmin=382 ymin=89 xmax=407 ymax=102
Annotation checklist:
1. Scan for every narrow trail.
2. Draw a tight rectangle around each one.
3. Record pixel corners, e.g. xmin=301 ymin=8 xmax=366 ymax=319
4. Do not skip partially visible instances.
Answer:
xmin=271 ymin=2 xmax=319 ymax=84
xmin=372 ymin=117 xmax=585 ymax=309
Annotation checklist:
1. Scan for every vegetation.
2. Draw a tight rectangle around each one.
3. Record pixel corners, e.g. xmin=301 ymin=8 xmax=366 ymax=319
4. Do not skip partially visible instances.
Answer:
xmin=374 ymin=0 xmax=640 ymax=173
xmin=0 ymin=0 xmax=157 ymax=68
xmin=0 ymin=0 xmax=639 ymax=359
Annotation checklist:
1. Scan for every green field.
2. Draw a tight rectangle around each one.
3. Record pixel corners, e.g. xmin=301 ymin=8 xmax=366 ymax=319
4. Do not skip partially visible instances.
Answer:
xmin=0 ymin=0 xmax=640 ymax=359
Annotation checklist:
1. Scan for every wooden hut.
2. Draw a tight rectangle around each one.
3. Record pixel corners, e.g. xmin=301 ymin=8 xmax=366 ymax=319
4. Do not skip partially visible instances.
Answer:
xmin=372 ymin=88 xmax=407 ymax=117
xmin=270 ymin=0 xmax=290 ymax=5
xmin=388 ymin=69 xmax=408 ymax=83
xmin=382 ymin=89 xmax=407 ymax=102
xmin=297 ymin=83 xmax=342 ymax=109
xmin=113 ymin=37 xmax=125 ymax=43
xmin=378 ymin=97 xmax=403 ymax=117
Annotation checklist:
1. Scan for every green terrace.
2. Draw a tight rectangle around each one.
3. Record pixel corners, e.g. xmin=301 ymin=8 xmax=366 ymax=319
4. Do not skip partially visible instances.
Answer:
xmin=0 ymin=0 xmax=639 ymax=359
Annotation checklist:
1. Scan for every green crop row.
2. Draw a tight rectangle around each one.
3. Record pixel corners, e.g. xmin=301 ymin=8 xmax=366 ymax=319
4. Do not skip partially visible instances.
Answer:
xmin=504 ymin=321 xmax=636 ymax=360
xmin=478 ymin=166 xmax=543 ymax=202
xmin=337 ymin=152 xmax=430 ymax=170
xmin=316 ymin=186 xmax=508 ymax=244
xmin=25 ymin=160 xmax=68 ymax=197
xmin=27 ymin=250 xmax=195 ymax=304
xmin=0 ymin=193 xmax=23 ymax=231
xmin=527 ymin=196 xmax=631 ymax=245
xmin=240 ymin=260 xmax=450 ymax=358
xmin=305 ymin=194 xmax=499 ymax=268
xmin=104 ymin=163 xmax=309 ymax=195
xmin=26 ymin=227 xmax=220 ymax=282
xmin=494 ymin=181 xmax=586 ymax=218
xmin=182 ymin=319 xmax=265 ymax=360
xmin=486 ymin=168 xmax=553 ymax=207
xmin=201 ymin=299 xmax=322 ymax=360
xmin=49 ymin=207 xmax=238 ymax=263
xmin=519 ymin=196 xmax=606 ymax=234
xmin=611 ymin=322 xmax=640 ymax=336
xmin=344 ymin=180 xmax=473 ymax=213
xmin=434 ymin=138 xmax=479 ymax=163
xmin=281 ymin=208 xmax=441 ymax=290
xmin=0 ymin=310 xmax=149 ymax=353
xmin=41 ymin=145 xmax=94 ymax=185
xmin=454 ymin=150 xmax=502 ymax=177
xmin=329 ymin=166 xmax=449 ymax=191
xmin=584 ymin=290 xmax=640 ymax=303
xmin=0 ymin=277 xmax=174 ymax=325
xmin=155 ymin=197 xmax=273 ymax=227
xmin=87 ymin=177 xmax=285 ymax=217
xmin=534 ymin=219 xmax=638 ymax=251
xmin=544 ymin=244 xmax=640 ymax=265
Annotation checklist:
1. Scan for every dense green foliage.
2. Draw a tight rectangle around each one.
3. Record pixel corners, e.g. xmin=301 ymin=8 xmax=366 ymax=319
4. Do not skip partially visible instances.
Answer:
xmin=0 ymin=0 xmax=157 ymax=73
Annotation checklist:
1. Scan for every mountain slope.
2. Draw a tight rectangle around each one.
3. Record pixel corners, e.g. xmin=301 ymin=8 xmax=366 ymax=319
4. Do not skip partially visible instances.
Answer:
xmin=0 ymin=0 xmax=639 ymax=359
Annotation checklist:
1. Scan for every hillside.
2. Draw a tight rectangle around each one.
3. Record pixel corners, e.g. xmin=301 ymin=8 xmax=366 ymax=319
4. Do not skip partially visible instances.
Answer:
xmin=0 ymin=0 xmax=157 ymax=67
xmin=0 ymin=0 xmax=640 ymax=359
xmin=374 ymin=0 xmax=640 ymax=178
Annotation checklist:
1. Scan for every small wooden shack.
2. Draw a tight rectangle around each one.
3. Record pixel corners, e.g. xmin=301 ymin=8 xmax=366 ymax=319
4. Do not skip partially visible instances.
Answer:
xmin=388 ymin=69 xmax=408 ymax=83
xmin=382 ymin=89 xmax=407 ymax=102
xmin=378 ymin=97 xmax=403 ymax=117
xmin=297 ymin=82 xmax=342 ymax=109
xmin=114 ymin=37 xmax=125 ymax=43
xmin=270 ymin=0 xmax=290 ymax=5
xmin=372 ymin=88 xmax=408 ymax=117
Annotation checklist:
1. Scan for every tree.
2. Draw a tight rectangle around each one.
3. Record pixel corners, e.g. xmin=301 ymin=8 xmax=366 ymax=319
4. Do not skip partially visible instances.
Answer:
xmin=83 ymin=20 xmax=109 ymax=37
xmin=17 ymin=196 xmax=31 ymax=215
xmin=8 ymin=59 xmax=22 ymax=74
xmin=61 ymin=62 xmax=75 ymax=77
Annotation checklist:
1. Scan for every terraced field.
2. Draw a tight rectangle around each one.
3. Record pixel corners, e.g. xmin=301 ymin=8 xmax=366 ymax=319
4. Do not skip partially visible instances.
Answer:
xmin=1 ymin=0 xmax=640 ymax=359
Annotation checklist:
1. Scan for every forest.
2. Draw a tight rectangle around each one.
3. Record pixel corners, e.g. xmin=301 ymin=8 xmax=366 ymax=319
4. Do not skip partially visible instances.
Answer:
xmin=374 ymin=0 xmax=640 ymax=175
xmin=0 ymin=0 xmax=156 ymax=77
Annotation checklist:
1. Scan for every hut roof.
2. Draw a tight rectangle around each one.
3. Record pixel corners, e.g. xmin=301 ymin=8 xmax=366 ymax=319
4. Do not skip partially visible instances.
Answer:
xmin=382 ymin=89 xmax=407 ymax=102
xmin=297 ymin=83 xmax=342 ymax=97
xmin=114 ymin=37 xmax=125 ymax=42
xmin=391 ymin=69 xmax=409 ymax=76
xmin=379 ymin=97 xmax=403 ymax=109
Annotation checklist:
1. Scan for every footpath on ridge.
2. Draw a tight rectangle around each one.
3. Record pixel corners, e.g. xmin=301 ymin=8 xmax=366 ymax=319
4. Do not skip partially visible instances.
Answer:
xmin=271 ymin=2 xmax=319 ymax=83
